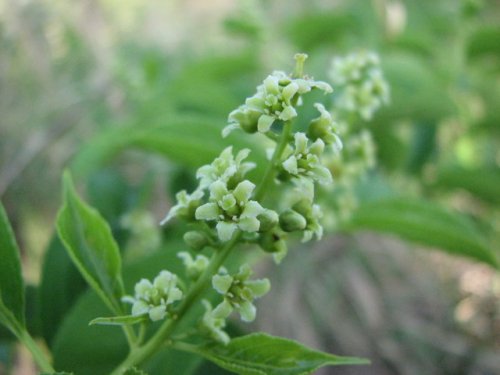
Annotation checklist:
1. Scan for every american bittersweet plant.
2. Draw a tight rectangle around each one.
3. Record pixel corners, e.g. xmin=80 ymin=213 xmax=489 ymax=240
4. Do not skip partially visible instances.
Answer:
xmin=0 ymin=54 xmax=376 ymax=374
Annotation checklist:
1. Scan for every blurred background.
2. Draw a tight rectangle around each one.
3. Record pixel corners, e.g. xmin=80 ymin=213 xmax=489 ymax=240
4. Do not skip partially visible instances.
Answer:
xmin=0 ymin=0 xmax=499 ymax=374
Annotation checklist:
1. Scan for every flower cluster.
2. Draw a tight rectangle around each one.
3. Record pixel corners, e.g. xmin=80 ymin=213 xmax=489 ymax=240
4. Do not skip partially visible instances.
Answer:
xmin=211 ymin=265 xmax=270 ymax=322
xmin=161 ymin=146 xmax=277 ymax=243
xmin=223 ymin=54 xmax=333 ymax=137
xmin=329 ymin=51 xmax=390 ymax=121
xmin=122 ymin=270 xmax=183 ymax=322
xmin=155 ymin=54 xmax=342 ymax=346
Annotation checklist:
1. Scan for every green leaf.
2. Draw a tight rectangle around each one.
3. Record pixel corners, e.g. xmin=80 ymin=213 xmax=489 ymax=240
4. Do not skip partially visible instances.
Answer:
xmin=56 ymin=172 xmax=124 ymax=313
xmin=39 ymin=235 xmax=87 ymax=346
xmin=40 ymin=373 xmax=73 ymax=375
xmin=344 ymin=198 xmax=498 ymax=268
xmin=71 ymin=115 xmax=266 ymax=180
xmin=89 ymin=314 xmax=147 ymax=326
xmin=431 ymin=167 xmax=500 ymax=205
xmin=191 ymin=332 xmax=369 ymax=375
xmin=0 ymin=202 xmax=25 ymax=331
xmin=467 ymin=26 xmax=500 ymax=60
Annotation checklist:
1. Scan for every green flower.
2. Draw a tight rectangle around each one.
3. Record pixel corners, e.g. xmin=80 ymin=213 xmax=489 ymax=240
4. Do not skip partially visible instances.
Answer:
xmin=178 ymin=252 xmax=209 ymax=280
xmin=200 ymin=300 xmax=230 ymax=345
xmin=123 ymin=271 xmax=183 ymax=322
xmin=212 ymin=265 xmax=270 ymax=322
xmin=307 ymin=103 xmax=342 ymax=151
xmin=292 ymin=200 xmax=324 ymax=242
xmin=329 ymin=51 xmax=390 ymax=121
xmin=196 ymin=147 xmax=255 ymax=188
xmin=281 ymin=132 xmax=332 ymax=185
xmin=160 ymin=189 xmax=204 ymax=225
xmin=195 ymin=180 xmax=270 ymax=242
xmin=223 ymin=62 xmax=332 ymax=137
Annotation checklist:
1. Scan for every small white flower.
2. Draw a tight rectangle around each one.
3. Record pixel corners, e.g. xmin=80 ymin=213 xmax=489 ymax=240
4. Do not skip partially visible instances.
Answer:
xmin=211 ymin=265 xmax=270 ymax=322
xmin=122 ymin=270 xmax=183 ymax=322
xmin=196 ymin=147 xmax=255 ymax=188
xmin=195 ymin=180 xmax=269 ymax=242
xmin=281 ymin=133 xmax=333 ymax=185
xmin=201 ymin=300 xmax=230 ymax=345
xmin=160 ymin=189 xmax=204 ymax=225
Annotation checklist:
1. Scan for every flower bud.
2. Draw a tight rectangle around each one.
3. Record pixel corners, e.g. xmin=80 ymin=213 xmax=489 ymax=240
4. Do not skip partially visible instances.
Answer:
xmin=259 ymin=230 xmax=285 ymax=251
xmin=257 ymin=209 xmax=279 ymax=232
xmin=279 ymin=209 xmax=307 ymax=232
xmin=183 ymin=230 xmax=209 ymax=251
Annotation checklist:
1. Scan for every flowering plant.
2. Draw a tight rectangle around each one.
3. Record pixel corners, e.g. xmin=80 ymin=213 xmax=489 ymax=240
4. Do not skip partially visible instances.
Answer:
xmin=0 ymin=54 xmax=371 ymax=375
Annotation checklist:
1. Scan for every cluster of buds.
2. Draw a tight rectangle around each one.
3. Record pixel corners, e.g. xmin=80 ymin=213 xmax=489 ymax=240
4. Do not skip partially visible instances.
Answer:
xmin=223 ymin=54 xmax=333 ymax=137
xmin=122 ymin=271 xmax=183 ymax=322
xmin=329 ymin=51 xmax=390 ymax=121
xmin=320 ymin=51 xmax=389 ymax=228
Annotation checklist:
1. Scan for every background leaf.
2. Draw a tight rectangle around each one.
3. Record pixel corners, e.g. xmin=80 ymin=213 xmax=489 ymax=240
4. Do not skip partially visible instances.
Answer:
xmin=71 ymin=115 xmax=266 ymax=180
xmin=344 ymin=198 xmax=498 ymax=268
xmin=194 ymin=332 xmax=369 ymax=375
xmin=0 ymin=202 xmax=25 ymax=330
xmin=56 ymin=172 xmax=124 ymax=312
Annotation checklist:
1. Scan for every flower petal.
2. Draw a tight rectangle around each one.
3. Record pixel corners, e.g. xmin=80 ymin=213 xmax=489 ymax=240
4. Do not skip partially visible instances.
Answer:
xmin=257 ymin=114 xmax=275 ymax=133
xmin=195 ymin=203 xmax=220 ymax=221
xmin=216 ymin=221 xmax=238 ymax=242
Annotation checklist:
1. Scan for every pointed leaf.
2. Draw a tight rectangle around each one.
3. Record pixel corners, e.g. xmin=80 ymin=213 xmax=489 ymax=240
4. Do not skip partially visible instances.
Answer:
xmin=89 ymin=314 xmax=147 ymax=326
xmin=0 ymin=202 xmax=25 ymax=331
xmin=345 ymin=198 xmax=498 ymax=268
xmin=56 ymin=172 xmax=124 ymax=312
xmin=193 ymin=332 xmax=369 ymax=375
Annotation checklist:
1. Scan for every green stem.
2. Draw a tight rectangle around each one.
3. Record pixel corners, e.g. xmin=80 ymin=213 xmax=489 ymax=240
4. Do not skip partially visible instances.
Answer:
xmin=19 ymin=330 xmax=55 ymax=373
xmin=110 ymin=121 xmax=293 ymax=374
xmin=254 ymin=120 xmax=293 ymax=201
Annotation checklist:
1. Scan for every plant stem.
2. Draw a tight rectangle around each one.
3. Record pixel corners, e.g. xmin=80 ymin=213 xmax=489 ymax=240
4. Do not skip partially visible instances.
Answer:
xmin=254 ymin=120 xmax=292 ymax=201
xmin=110 ymin=121 xmax=293 ymax=374
xmin=19 ymin=330 xmax=55 ymax=373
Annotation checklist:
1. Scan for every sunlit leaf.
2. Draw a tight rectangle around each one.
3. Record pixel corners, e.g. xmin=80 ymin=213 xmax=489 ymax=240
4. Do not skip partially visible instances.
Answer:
xmin=192 ymin=333 xmax=369 ymax=375
xmin=56 ymin=172 xmax=124 ymax=313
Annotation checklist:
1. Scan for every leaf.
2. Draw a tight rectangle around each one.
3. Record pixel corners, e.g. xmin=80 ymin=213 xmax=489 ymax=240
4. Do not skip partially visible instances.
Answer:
xmin=40 ymin=373 xmax=74 ymax=375
xmin=431 ymin=167 xmax=500 ymax=205
xmin=39 ymin=235 xmax=87 ymax=346
xmin=344 ymin=198 xmax=498 ymax=268
xmin=0 ymin=202 xmax=25 ymax=331
xmin=56 ymin=172 xmax=124 ymax=313
xmin=191 ymin=333 xmax=369 ymax=375
xmin=467 ymin=26 xmax=500 ymax=60
xmin=71 ymin=115 xmax=266 ymax=179
xmin=89 ymin=315 xmax=147 ymax=326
